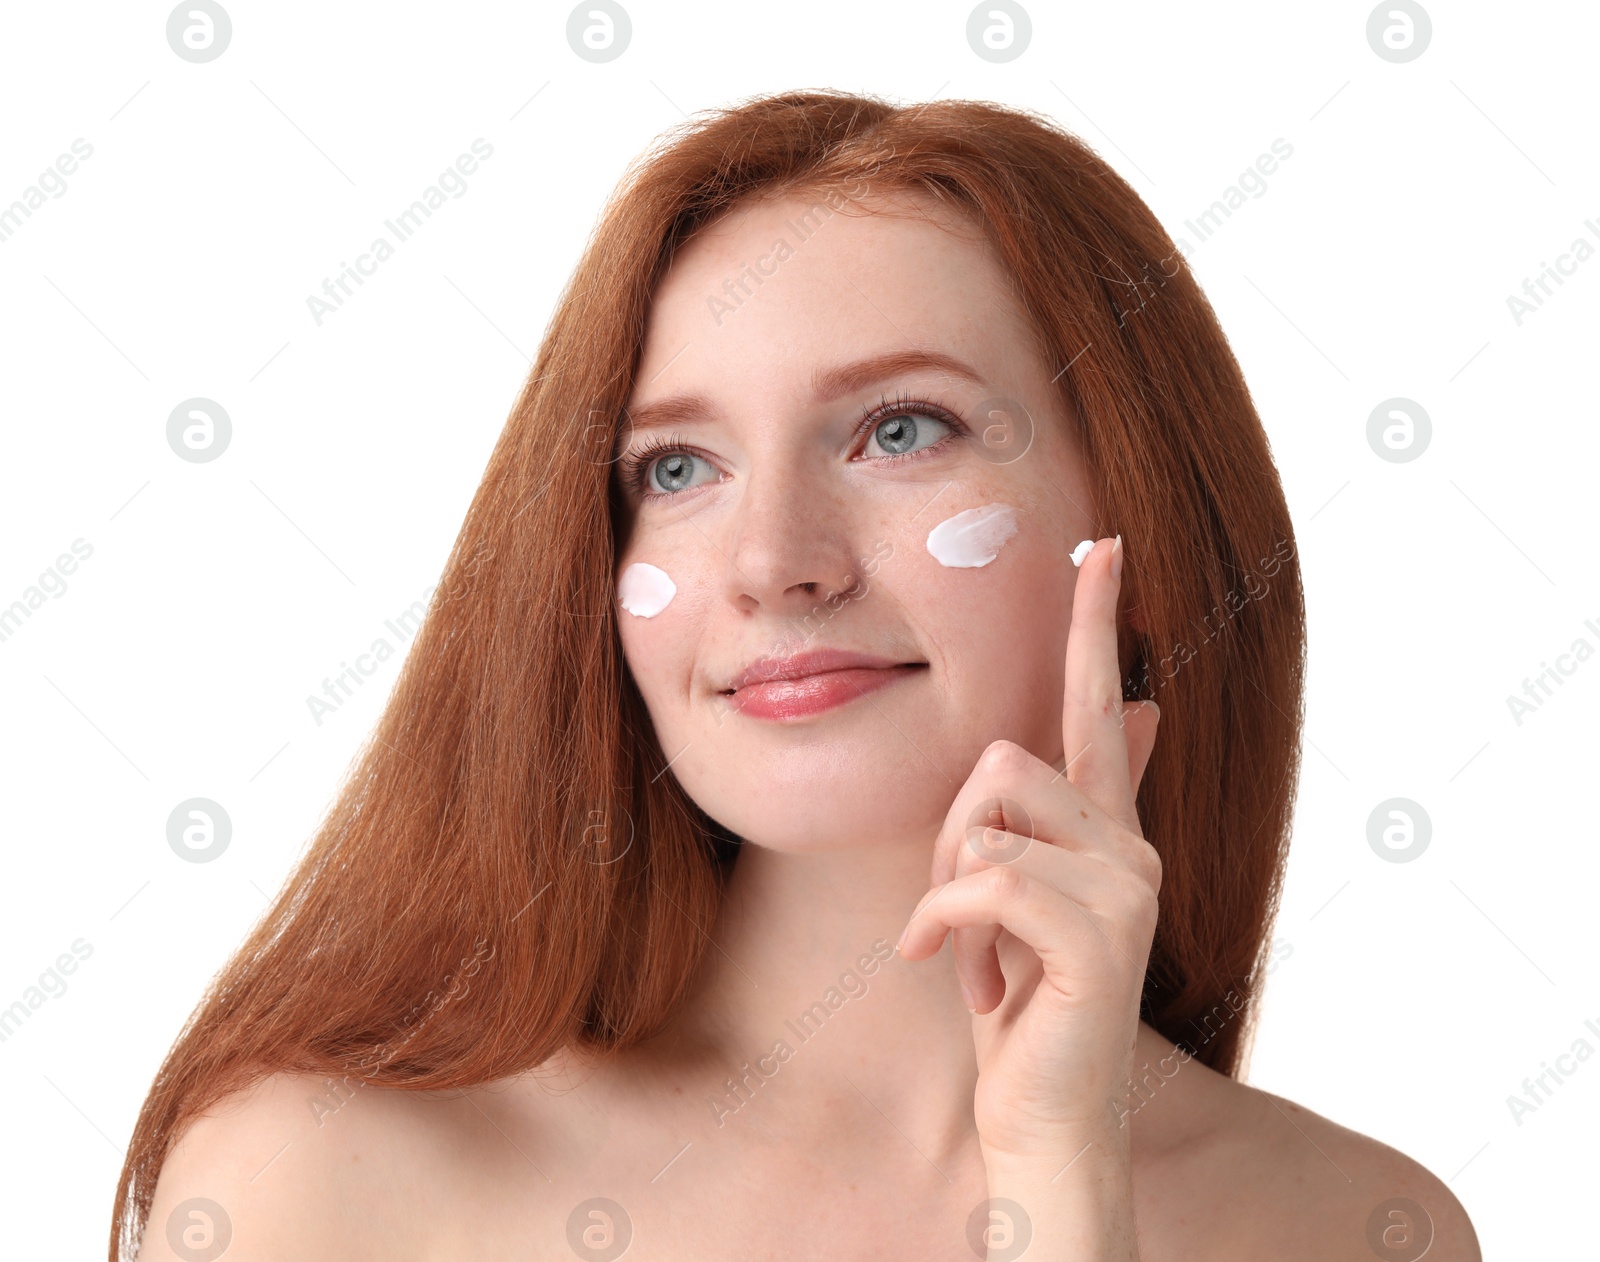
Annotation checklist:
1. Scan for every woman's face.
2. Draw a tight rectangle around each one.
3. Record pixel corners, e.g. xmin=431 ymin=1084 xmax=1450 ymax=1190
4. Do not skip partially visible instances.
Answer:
xmin=613 ymin=190 xmax=1097 ymax=851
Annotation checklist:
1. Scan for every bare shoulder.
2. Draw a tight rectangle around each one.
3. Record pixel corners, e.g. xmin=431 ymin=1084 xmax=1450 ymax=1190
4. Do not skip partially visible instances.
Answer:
xmin=142 ymin=1069 xmax=480 ymax=1261
xmin=1161 ymin=1070 xmax=1482 ymax=1262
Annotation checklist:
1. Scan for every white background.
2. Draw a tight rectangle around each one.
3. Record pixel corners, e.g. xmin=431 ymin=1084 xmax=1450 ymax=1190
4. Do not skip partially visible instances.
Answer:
xmin=1 ymin=1 xmax=1595 ymax=1257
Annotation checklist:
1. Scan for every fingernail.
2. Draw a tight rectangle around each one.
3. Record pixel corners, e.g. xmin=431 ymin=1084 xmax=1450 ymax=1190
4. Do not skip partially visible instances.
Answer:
xmin=1111 ymin=533 xmax=1123 ymax=581
xmin=895 ymin=925 xmax=908 ymax=952
xmin=960 ymin=981 xmax=977 ymax=1012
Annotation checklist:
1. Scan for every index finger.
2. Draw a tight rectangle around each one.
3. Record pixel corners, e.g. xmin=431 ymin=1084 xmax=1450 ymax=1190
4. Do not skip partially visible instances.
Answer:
xmin=1061 ymin=534 xmax=1138 ymax=830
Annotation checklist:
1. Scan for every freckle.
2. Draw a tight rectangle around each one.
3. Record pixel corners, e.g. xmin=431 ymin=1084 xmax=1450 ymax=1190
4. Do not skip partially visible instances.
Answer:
xmin=1080 ymin=810 xmax=1088 ymax=819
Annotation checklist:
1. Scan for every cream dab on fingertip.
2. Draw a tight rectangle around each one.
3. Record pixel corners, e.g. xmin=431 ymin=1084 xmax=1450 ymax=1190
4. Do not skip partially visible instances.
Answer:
xmin=1070 ymin=539 xmax=1095 ymax=567
xmin=617 ymin=562 xmax=676 ymax=617
xmin=925 ymin=502 xmax=1019 ymax=568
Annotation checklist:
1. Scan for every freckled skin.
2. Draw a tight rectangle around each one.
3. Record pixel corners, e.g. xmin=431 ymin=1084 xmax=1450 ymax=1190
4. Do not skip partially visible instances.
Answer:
xmin=150 ymin=189 xmax=1481 ymax=1262
xmin=614 ymin=192 xmax=1096 ymax=850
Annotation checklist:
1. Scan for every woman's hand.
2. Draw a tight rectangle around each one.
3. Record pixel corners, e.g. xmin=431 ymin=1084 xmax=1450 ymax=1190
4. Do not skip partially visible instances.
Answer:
xmin=895 ymin=533 xmax=1162 ymax=1162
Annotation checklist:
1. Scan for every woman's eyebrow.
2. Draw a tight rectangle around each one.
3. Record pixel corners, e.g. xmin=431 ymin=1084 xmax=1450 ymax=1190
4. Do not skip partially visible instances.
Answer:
xmin=811 ymin=348 xmax=987 ymax=403
xmin=616 ymin=348 xmax=988 ymax=454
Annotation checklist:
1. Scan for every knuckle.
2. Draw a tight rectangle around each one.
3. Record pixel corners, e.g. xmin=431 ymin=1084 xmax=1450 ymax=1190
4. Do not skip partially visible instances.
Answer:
xmin=1108 ymin=871 xmax=1159 ymax=929
xmin=978 ymin=738 xmax=1030 ymax=776
xmin=984 ymin=862 xmax=1026 ymax=899
xmin=1137 ymin=840 xmax=1163 ymax=890
xmin=1113 ymin=857 xmax=1164 ymax=908
xmin=1120 ymin=831 xmax=1162 ymax=887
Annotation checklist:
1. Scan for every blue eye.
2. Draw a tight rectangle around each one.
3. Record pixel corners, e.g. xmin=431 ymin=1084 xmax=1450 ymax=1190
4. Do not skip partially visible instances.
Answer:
xmin=644 ymin=450 xmax=711 ymax=495
xmin=617 ymin=396 xmax=966 ymax=502
xmin=863 ymin=411 xmax=954 ymax=459
xmin=619 ymin=434 xmax=721 ymax=501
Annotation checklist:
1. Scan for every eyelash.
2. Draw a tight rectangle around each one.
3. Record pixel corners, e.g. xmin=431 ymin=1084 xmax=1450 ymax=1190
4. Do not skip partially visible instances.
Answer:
xmin=617 ymin=391 xmax=967 ymax=501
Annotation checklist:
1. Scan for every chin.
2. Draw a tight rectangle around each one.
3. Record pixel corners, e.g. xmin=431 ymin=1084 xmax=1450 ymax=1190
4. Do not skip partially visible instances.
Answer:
xmin=694 ymin=767 xmax=951 ymax=854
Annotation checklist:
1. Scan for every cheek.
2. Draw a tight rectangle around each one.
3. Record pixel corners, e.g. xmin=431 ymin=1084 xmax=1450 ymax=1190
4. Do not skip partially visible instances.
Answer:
xmin=614 ymin=552 xmax=715 ymax=722
xmin=617 ymin=561 xmax=676 ymax=617
xmin=911 ymin=504 xmax=1071 ymax=729
xmin=615 ymin=561 xmax=681 ymax=704
xmin=923 ymin=502 xmax=1019 ymax=568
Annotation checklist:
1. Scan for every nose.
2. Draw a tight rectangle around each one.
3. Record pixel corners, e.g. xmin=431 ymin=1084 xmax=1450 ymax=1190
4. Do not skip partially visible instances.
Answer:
xmin=719 ymin=459 xmax=864 ymax=616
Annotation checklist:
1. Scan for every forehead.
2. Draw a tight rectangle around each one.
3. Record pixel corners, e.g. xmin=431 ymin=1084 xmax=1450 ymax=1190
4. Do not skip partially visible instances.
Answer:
xmin=628 ymin=191 xmax=1040 ymax=408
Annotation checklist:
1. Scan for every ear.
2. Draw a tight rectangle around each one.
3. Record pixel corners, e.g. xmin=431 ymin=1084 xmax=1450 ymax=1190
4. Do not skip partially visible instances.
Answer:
xmin=1120 ymin=699 xmax=1161 ymax=798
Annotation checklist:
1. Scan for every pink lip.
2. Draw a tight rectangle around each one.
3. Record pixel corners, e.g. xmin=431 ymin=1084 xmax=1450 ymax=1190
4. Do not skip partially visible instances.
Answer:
xmin=721 ymin=649 xmax=925 ymax=721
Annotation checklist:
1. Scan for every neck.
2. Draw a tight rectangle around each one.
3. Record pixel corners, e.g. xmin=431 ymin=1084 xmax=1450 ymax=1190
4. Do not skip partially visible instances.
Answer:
xmin=635 ymin=837 xmax=1213 ymax=1170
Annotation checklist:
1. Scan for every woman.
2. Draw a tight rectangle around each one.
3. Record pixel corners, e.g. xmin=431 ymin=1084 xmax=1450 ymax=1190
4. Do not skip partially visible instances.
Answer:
xmin=116 ymin=90 xmax=1479 ymax=1260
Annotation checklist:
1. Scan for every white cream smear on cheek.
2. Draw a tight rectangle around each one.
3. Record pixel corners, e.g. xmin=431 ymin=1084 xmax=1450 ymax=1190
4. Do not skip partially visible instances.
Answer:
xmin=1070 ymin=539 xmax=1095 ymax=567
xmin=925 ymin=503 xmax=1020 ymax=568
xmin=617 ymin=562 xmax=676 ymax=617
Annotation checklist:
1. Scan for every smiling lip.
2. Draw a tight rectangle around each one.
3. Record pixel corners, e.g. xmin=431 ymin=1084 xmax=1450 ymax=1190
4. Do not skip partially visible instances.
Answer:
xmin=721 ymin=649 xmax=926 ymax=721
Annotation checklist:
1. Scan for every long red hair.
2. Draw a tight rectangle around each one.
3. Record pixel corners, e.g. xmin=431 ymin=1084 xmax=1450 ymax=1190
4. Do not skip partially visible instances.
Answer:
xmin=112 ymin=89 xmax=1304 ymax=1258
